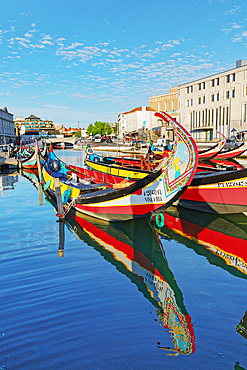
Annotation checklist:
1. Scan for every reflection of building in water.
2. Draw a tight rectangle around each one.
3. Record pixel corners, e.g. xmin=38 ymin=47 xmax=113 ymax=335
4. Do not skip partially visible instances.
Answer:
xmin=152 ymin=206 xmax=247 ymax=279
xmin=0 ymin=174 xmax=18 ymax=192
xmin=64 ymin=210 xmax=195 ymax=356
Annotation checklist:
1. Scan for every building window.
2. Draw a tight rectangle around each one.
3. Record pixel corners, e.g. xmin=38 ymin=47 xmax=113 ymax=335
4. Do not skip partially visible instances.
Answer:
xmin=186 ymin=100 xmax=189 ymax=107
xmin=211 ymin=94 xmax=214 ymax=102
xmin=165 ymin=101 xmax=167 ymax=112
xmin=198 ymin=83 xmax=201 ymax=91
xmin=211 ymin=79 xmax=215 ymax=87
xmin=198 ymin=97 xmax=201 ymax=104
xmin=232 ymin=73 xmax=235 ymax=82
xmin=203 ymin=95 xmax=205 ymax=104
xmin=232 ymin=89 xmax=235 ymax=98
xmin=217 ymin=78 xmax=220 ymax=85
xmin=191 ymin=85 xmax=193 ymax=93
xmin=203 ymin=82 xmax=205 ymax=89
xmin=227 ymin=75 xmax=230 ymax=83
xmin=190 ymin=99 xmax=193 ymax=106
xmin=187 ymin=87 xmax=189 ymax=93
xmin=226 ymin=91 xmax=230 ymax=99
xmin=172 ymin=100 xmax=174 ymax=111
xmin=216 ymin=92 xmax=220 ymax=101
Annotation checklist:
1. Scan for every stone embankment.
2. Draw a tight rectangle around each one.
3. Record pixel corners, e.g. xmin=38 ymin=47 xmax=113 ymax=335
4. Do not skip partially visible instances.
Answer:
xmin=0 ymin=152 xmax=18 ymax=172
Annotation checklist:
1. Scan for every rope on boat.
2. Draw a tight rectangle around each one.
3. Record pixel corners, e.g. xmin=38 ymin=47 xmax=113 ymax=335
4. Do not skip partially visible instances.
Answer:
xmin=56 ymin=198 xmax=76 ymax=218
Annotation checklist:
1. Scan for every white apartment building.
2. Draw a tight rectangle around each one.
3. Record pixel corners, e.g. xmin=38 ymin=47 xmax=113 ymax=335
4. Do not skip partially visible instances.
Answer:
xmin=178 ymin=59 xmax=247 ymax=141
xmin=0 ymin=107 xmax=15 ymax=144
xmin=118 ymin=106 xmax=159 ymax=139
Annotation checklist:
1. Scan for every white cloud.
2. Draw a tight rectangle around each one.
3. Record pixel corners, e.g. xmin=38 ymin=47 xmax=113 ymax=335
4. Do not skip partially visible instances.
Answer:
xmin=223 ymin=6 xmax=240 ymax=15
xmin=42 ymin=40 xmax=54 ymax=45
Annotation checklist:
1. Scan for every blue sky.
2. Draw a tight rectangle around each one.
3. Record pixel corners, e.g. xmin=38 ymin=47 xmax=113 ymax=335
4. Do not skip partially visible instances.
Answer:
xmin=1 ymin=0 xmax=247 ymax=128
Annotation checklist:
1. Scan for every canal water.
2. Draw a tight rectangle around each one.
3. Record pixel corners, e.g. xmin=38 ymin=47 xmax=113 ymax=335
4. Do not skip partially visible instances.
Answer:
xmin=0 ymin=149 xmax=246 ymax=369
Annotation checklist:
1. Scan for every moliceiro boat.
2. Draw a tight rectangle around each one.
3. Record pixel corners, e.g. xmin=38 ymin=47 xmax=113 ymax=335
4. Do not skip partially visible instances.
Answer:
xmin=17 ymin=140 xmax=46 ymax=170
xmin=213 ymin=137 xmax=247 ymax=159
xmin=197 ymin=133 xmax=226 ymax=159
xmin=177 ymin=167 xmax=247 ymax=214
xmin=41 ymin=112 xmax=198 ymax=222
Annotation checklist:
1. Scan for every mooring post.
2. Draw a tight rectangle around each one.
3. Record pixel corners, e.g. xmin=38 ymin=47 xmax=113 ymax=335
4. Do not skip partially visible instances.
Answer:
xmin=58 ymin=220 xmax=65 ymax=257
xmin=54 ymin=177 xmax=64 ymax=219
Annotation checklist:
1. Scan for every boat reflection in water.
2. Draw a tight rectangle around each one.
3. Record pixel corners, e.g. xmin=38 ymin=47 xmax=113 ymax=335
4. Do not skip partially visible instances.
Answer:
xmin=62 ymin=209 xmax=195 ymax=356
xmin=152 ymin=206 xmax=247 ymax=279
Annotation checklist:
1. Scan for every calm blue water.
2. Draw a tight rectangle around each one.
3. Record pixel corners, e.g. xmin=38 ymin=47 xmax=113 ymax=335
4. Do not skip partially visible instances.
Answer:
xmin=0 ymin=149 xmax=246 ymax=369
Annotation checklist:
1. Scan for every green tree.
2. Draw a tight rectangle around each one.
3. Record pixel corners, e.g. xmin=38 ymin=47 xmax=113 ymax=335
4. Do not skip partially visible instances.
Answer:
xmin=87 ymin=121 xmax=112 ymax=136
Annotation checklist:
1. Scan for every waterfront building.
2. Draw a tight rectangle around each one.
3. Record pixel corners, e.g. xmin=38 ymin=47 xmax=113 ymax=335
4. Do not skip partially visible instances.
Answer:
xmin=149 ymin=87 xmax=179 ymax=121
xmin=179 ymin=59 xmax=247 ymax=141
xmin=118 ymin=106 xmax=160 ymax=140
xmin=148 ymin=59 xmax=247 ymax=142
xmin=0 ymin=107 xmax=15 ymax=145
xmin=15 ymin=114 xmax=60 ymax=141
xmin=14 ymin=114 xmax=54 ymax=133
xmin=14 ymin=114 xmax=54 ymax=135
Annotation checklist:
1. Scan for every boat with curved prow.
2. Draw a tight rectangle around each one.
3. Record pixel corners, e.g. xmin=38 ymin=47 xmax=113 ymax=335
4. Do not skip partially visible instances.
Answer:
xmin=41 ymin=112 xmax=198 ymax=222
xmin=197 ymin=133 xmax=226 ymax=159
xmin=213 ymin=137 xmax=247 ymax=159
xmin=17 ymin=140 xmax=46 ymax=170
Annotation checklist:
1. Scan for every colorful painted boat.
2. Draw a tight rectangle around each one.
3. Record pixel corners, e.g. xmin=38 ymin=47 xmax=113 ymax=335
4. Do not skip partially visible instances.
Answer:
xmin=197 ymin=134 xmax=226 ymax=159
xmin=197 ymin=158 xmax=244 ymax=172
xmin=85 ymin=146 xmax=155 ymax=171
xmin=83 ymin=132 xmax=247 ymax=214
xmin=41 ymin=112 xmax=198 ymax=221
xmin=151 ymin=206 xmax=247 ymax=279
xmin=176 ymin=167 xmax=247 ymax=214
xmin=53 ymin=141 xmax=73 ymax=149
xmin=151 ymin=133 xmax=226 ymax=160
xmin=17 ymin=140 xmax=46 ymax=170
xmin=213 ymin=138 xmax=247 ymax=159
xmin=209 ymin=158 xmax=244 ymax=170
xmin=60 ymin=209 xmax=195 ymax=355
xmin=84 ymin=155 xmax=247 ymax=214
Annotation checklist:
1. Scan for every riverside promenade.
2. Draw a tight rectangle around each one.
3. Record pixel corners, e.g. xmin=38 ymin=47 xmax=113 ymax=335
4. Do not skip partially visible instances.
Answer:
xmin=0 ymin=151 xmax=18 ymax=172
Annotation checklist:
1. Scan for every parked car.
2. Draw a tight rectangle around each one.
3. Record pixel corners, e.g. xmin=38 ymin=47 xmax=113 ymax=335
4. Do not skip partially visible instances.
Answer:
xmin=94 ymin=135 xmax=102 ymax=143
xmin=131 ymin=140 xmax=147 ymax=148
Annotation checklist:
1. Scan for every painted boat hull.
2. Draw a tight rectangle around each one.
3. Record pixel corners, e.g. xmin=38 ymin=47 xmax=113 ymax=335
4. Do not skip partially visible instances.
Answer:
xmin=213 ymin=140 xmax=247 ymax=159
xmin=84 ymin=152 xmax=247 ymax=214
xmin=198 ymin=137 xmax=226 ymax=159
xmin=41 ymin=112 xmax=198 ymax=221
xmin=177 ymin=167 xmax=247 ymax=213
